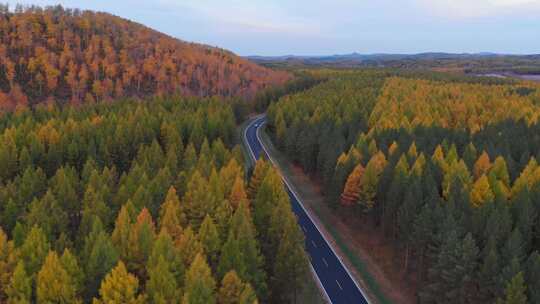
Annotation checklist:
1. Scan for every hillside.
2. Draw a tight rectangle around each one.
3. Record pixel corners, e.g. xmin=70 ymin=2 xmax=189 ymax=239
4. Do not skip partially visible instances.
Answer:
xmin=0 ymin=5 xmax=289 ymax=111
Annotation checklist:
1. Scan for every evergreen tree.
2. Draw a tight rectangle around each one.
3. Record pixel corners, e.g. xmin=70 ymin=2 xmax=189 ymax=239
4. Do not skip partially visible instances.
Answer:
xmin=478 ymin=246 xmax=501 ymax=301
xmin=177 ymin=227 xmax=203 ymax=267
xmin=36 ymin=251 xmax=79 ymax=303
xmin=146 ymin=256 xmax=178 ymax=304
xmin=470 ymin=174 xmax=494 ymax=207
xmin=271 ymin=217 xmax=308 ymax=304
xmin=78 ymin=186 xmax=111 ymax=241
xmin=158 ymin=187 xmax=184 ymax=241
xmin=182 ymin=253 xmax=216 ymax=304
xmin=127 ymin=208 xmax=156 ymax=279
xmin=525 ymin=251 xmax=540 ymax=304
xmin=218 ymin=270 xmax=257 ymax=304
xmin=226 ymin=201 xmax=267 ymax=297
xmin=83 ymin=219 xmax=118 ymax=300
xmin=340 ymin=164 xmax=364 ymax=207
xmin=229 ymin=175 xmax=249 ymax=209
xmin=198 ymin=215 xmax=221 ymax=270
xmin=93 ymin=261 xmax=146 ymax=304
xmin=25 ymin=190 xmax=68 ymax=242
xmin=20 ymin=225 xmax=50 ymax=277
xmin=358 ymin=151 xmax=386 ymax=212
xmin=6 ymin=261 xmax=32 ymax=304
xmin=111 ymin=204 xmax=132 ymax=262
xmin=148 ymin=230 xmax=184 ymax=287
xmin=497 ymin=272 xmax=528 ymax=304
xmin=474 ymin=151 xmax=492 ymax=179
xmin=60 ymin=249 xmax=84 ymax=297
xmin=183 ymin=171 xmax=215 ymax=229
xmin=247 ymin=159 xmax=270 ymax=200
xmin=0 ymin=228 xmax=18 ymax=301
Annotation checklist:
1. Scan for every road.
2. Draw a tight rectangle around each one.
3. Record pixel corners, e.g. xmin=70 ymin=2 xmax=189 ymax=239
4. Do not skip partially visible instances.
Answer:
xmin=244 ymin=115 xmax=371 ymax=304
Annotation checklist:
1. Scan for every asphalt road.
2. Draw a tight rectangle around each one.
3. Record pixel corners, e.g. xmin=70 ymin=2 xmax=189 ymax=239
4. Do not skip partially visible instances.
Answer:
xmin=244 ymin=116 xmax=370 ymax=304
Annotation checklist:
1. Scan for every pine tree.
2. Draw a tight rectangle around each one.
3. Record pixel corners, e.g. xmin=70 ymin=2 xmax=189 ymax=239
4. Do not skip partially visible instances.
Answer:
xmin=20 ymin=225 xmax=50 ymax=277
xmin=247 ymin=159 xmax=270 ymax=200
xmin=111 ymin=204 xmax=132 ymax=262
xmin=478 ymin=245 xmax=501 ymax=301
xmin=147 ymin=230 xmax=184 ymax=286
xmin=229 ymin=175 xmax=249 ymax=209
xmin=271 ymin=217 xmax=308 ymax=304
xmin=471 ymin=174 xmax=495 ymax=207
xmin=93 ymin=261 xmax=146 ymax=304
xmin=358 ymin=151 xmax=386 ymax=212
xmin=146 ymin=256 xmax=178 ymax=304
xmin=490 ymin=156 xmax=511 ymax=187
xmin=340 ymin=163 xmax=364 ymax=207
xmin=6 ymin=261 xmax=31 ymax=304
xmin=127 ymin=208 xmax=156 ymax=280
xmin=0 ymin=228 xmax=18 ymax=301
xmin=36 ymin=251 xmax=79 ymax=303
xmin=252 ymin=168 xmax=288 ymax=243
xmin=198 ymin=215 xmax=221 ymax=270
xmin=60 ymin=249 xmax=84 ymax=297
xmin=474 ymin=151 xmax=492 ymax=179
xmin=525 ymin=251 xmax=540 ymax=304
xmin=182 ymin=253 xmax=216 ymax=304
xmin=177 ymin=227 xmax=203 ymax=267
xmin=79 ymin=186 xmax=111 ymax=241
xmin=226 ymin=201 xmax=267 ymax=297
xmin=497 ymin=272 xmax=528 ymax=304
xmin=25 ymin=190 xmax=68 ymax=242
xmin=183 ymin=171 xmax=215 ymax=229
xmin=158 ymin=187 xmax=184 ymax=241
xmin=218 ymin=270 xmax=257 ymax=304
xmin=83 ymin=219 xmax=118 ymax=300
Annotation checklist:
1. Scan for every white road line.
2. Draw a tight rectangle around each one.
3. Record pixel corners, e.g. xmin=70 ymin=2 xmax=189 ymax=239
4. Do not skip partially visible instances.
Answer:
xmin=322 ymin=257 xmax=328 ymax=267
xmin=312 ymin=240 xmax=317 ymax=248
xmin=302 ymin=225 xmax=307 ymax=232
xmin=336 ymin=280 xmax=343 ymax=290
xmin=254 ymin=118 xmax=371 ymax=304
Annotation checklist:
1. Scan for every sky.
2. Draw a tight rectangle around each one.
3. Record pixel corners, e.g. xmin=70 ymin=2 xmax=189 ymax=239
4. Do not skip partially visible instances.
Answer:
xmin=5 ymin=0 xmax=540 ymax=56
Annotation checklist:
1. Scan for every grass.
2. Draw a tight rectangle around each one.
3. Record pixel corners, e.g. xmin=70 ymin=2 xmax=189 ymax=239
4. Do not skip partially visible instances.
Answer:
xmin=237 ymin=117 xmax=327 ymax=304
xmin=257 ymin=124 xmax=393 ymax=304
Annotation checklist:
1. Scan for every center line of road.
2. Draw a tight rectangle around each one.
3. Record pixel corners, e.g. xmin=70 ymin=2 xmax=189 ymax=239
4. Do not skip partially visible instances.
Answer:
xmin=336 ymin=280 xmax=343 ymax=290
xmin=322 ymin=257 xmax=328 ymax=267
xmin=311 ymin=240 xmax=317 ymax=248
xmin=302 ymin=225 xmax=307 ymax=232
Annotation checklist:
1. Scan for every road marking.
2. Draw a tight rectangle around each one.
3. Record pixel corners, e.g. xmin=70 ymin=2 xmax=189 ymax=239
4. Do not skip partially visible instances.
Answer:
xmin=311 ymin=240 xmax=317 ymax=248
xmin=252 ymin=118 xmax=371 ymax=304
xmin=322 ymin=257 xmax=328 ymax=267
xmin=336 ymin=280 xmax=343 ymax=290
xmin=302 ymin=225 xmax=307 ymax=232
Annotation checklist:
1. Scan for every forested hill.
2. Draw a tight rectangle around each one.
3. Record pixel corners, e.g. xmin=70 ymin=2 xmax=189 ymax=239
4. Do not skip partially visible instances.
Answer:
xmin=0 ymin=5 xmax=289 ymax=111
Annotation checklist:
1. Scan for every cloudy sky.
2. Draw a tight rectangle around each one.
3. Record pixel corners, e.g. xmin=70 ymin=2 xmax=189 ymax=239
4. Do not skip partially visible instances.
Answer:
xmin=6 ymin=0 xmax=540 ymax=55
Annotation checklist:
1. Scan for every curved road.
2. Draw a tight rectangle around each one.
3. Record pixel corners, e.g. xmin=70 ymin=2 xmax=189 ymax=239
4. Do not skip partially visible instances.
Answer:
xmin=244 ymin=115 xmax=370 ymax=304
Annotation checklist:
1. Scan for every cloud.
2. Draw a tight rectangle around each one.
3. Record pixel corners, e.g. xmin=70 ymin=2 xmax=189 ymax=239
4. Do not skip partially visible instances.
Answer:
xmin=416 ymin=0 xmax=540 ymax=18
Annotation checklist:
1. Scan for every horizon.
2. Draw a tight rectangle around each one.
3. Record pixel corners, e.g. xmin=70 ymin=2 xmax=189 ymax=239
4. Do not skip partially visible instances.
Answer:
xmin=245 ymin=51 xmax=540 ymax=58
xmin=5 ymin=0 xmax=540 ymax=56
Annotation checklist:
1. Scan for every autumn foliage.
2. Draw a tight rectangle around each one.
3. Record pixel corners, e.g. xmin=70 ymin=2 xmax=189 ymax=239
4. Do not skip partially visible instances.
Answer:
xmin=0 ymin=5 xmax=289 ymax=112
xmin=267 ymin=69 xmax=540 ymax=303
xmin=0 ymin=97 xmax=307 ymax=303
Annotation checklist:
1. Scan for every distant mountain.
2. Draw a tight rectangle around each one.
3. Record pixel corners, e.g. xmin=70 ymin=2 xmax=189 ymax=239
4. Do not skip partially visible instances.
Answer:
xmin=0 ymin=5 xmax=289 ymax=111
xmin=246 ymin=52 xmax=540 ymax=72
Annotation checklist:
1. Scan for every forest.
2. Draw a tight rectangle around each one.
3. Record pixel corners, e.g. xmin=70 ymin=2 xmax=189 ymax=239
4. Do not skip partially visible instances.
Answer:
xmin=0 ymin=5 xmax=289 ymax=112
xmin=267 ymin=70 xmax=540 ymax=303
xmin=0 ymin=96 xmax=308 ymax=303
